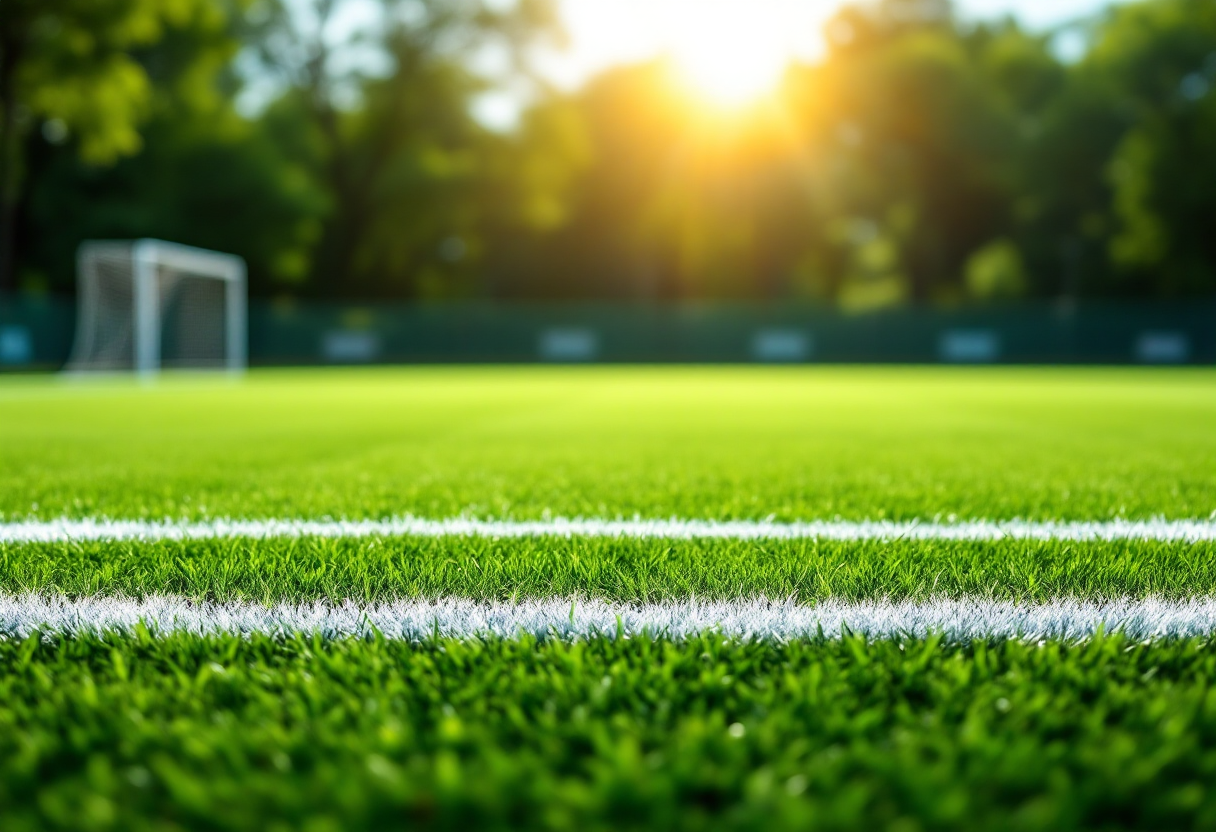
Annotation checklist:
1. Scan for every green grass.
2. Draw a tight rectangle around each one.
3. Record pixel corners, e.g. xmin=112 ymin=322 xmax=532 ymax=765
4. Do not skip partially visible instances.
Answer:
xmin=4 ymin=366 xmax=1216 ymax=829
xmin=4 ymin=536 xmax=1216 ymax=603
xmin=2 ymin=367 xmax=1215 ymax=521
xmin=5 ymin=632 xmax=1216 ymax=832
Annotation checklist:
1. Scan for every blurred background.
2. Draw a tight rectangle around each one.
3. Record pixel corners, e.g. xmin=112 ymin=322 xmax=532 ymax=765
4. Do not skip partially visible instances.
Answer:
xmin=2 ymin=0 xmax=1215 ymax=366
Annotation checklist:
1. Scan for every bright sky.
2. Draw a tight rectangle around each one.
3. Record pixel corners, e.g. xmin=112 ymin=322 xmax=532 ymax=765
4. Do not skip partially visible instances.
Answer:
xmin=464 ymin=0 xmax=1114 ymax=126
xmin=244 ymin=0 xmax=1118 ymax=123
xmin=536 ymin=0 xmax=1115 ymax=94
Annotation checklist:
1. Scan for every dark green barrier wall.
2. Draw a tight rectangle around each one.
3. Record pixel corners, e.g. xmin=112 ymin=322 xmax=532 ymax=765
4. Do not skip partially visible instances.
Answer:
xmin=3 ymin=294 xmax=1214 ymax=368
xmin=251 ymin=300 xmax=1216 ymax=365
xmin=0 ymin=296 xmax=76 ymax=369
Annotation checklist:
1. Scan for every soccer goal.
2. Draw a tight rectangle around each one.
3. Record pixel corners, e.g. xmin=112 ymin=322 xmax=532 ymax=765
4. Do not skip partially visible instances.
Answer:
xmin=67 ymin=239 xmax=246 ymax=374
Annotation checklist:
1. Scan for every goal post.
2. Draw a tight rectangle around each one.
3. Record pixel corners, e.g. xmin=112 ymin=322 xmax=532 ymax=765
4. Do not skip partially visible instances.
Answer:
xmin=68 ymin=239 xmax=246 ymax=374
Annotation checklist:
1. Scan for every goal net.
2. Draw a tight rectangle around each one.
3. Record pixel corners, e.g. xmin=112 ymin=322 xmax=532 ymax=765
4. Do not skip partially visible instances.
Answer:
xmin=67 ymin=239 xmax=246 ymax=374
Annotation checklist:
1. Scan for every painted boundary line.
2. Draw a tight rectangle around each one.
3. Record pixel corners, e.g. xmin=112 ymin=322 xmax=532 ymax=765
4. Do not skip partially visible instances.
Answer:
xmin=4 ymin=595 xmax=1216 ymax=641
xmin=3 ymin=517 xmax=1216 ymax=544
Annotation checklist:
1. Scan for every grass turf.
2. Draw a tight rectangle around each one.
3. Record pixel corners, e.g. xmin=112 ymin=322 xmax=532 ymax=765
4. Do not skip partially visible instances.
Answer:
xmin=5 ymin=632 xmax=1216 ymax=832
xmin=2 ymin=366 xmax=1216 ymax=521
xmin=4 ymin=536 xmax=1216 ymax=603
xmin=4 ymin=366 xmax=1216 ymax=829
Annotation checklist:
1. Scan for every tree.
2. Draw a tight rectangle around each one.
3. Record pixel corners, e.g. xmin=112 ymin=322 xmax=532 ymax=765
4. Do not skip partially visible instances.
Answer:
xmin=1093 ymin=0 xmax=1216 ymax=296
xmin=0 ymin=0 xmax=193 ymax=293
xmin=17 ymin=0 xmax=327 ymax=297
xmin=791 ymin=3 xmax=1042 ymax=305
xmin=244 ymin=0 xmax=561 ymax=298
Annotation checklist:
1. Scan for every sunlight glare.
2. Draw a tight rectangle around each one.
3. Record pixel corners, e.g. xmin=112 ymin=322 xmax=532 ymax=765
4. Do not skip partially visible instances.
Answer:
xmin=670 ymin=2 xmax=792 ymax=106
xmin=544 ymin=1 xmax=826 ymax=107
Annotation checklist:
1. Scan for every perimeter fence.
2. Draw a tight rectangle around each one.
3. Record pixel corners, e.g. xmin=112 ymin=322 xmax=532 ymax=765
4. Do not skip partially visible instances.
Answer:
xmin=2 ymin=295 xmax=1214 ymax=368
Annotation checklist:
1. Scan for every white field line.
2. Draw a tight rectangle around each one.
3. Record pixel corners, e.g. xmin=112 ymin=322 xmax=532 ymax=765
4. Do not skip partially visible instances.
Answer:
xmin=2 ymin=516 xmax=1216 ymax=544
xmin=5 ymin=595 xmax=1216 ymax=641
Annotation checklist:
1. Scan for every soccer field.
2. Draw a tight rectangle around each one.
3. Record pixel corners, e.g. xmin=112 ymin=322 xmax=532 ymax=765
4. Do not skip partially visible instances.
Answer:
xmin=3 ymin=366 xmax=1216 ymax=830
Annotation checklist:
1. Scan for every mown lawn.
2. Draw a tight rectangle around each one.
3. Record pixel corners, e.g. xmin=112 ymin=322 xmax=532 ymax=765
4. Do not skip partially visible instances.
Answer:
xmin=2 ymin=366 xmax=1215 ymax=830
xmin=2 ymin=366 xmax=1214 ymax=521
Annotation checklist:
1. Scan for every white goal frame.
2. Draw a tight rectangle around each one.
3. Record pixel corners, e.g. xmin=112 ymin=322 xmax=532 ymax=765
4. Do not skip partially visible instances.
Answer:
xmin=68 ymin=239 xmax=247 ymax=374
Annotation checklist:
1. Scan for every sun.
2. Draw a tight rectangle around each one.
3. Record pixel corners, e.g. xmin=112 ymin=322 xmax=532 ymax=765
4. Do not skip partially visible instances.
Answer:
xmin=668 ymin=5 xmax=791 ymax=107
xmin=550 ymin=0 xmax=825 ymax=109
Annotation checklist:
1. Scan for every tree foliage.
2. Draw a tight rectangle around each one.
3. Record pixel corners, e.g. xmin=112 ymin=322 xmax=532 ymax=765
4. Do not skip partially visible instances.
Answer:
xmin=0 ymin=0 xmax=222 ymax=291
xmin=7 ymin=0 xmax=1216 ymax=303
